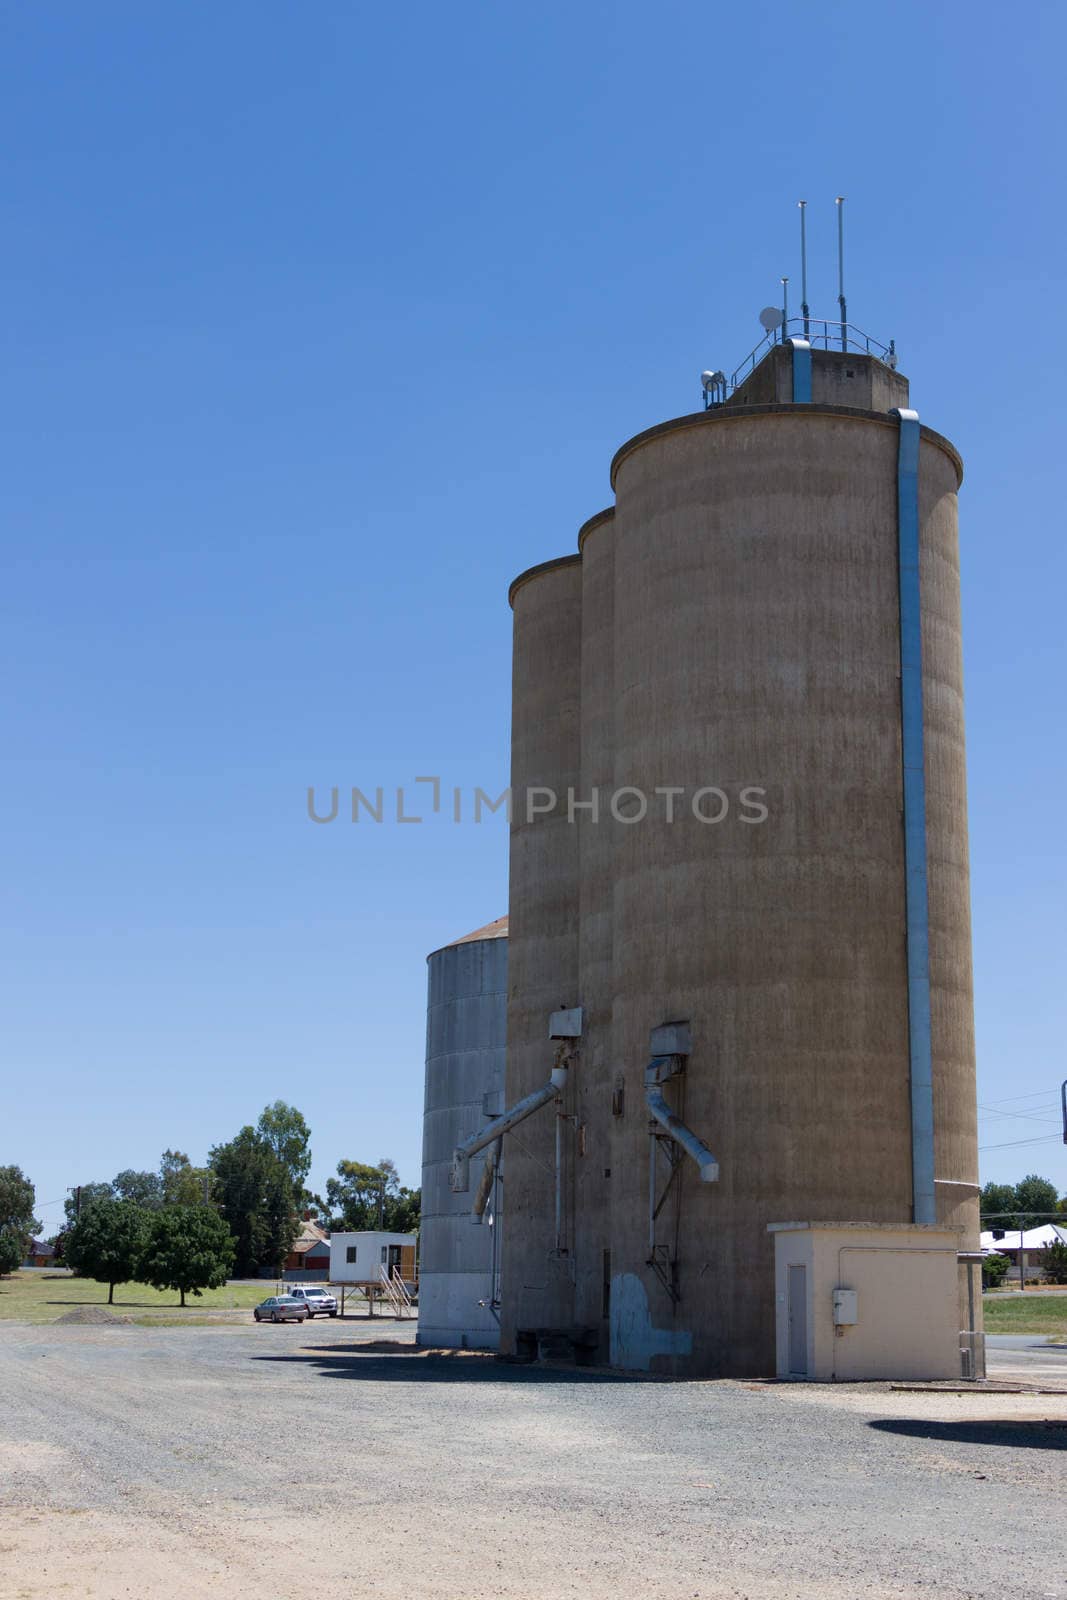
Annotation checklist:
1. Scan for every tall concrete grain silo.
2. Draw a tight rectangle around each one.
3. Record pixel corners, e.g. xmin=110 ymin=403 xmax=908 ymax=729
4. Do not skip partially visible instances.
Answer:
xmin=419 ymin=917 xmax=507 ymax=1349
xmin=450 ymin=321 xmax=982 ymax=1380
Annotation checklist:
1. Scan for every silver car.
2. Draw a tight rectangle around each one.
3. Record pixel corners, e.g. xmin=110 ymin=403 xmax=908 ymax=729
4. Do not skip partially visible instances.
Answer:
xmin=254 ymin=1295 xmax=309 ymax=1324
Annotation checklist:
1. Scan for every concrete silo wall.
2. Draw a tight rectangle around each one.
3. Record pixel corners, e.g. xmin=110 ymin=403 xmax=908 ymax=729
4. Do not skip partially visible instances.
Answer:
xmin=605 ymin=409 xmax=975 ymax=1375
xmin=502 ymin=374 xmax=978 ymax=1377
xmin=575 ymin=509 xmax=617 ymax=1334
xmin=499 ymin=557 xmax=583 ymax=1351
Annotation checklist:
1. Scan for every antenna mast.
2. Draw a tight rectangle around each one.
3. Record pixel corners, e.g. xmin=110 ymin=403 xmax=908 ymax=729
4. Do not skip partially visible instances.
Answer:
xmin=836 ymin=195 xmax=847 ymax=350
xmin=798 ymin=200 xmax=810 ymax=340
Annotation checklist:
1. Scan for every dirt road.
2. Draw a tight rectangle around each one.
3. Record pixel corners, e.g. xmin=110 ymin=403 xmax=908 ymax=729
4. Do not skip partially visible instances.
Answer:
xmin=1 ymin=1318 xmax=1064 ymax=1600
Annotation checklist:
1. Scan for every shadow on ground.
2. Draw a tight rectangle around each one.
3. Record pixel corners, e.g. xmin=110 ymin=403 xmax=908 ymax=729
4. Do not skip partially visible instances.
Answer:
xmin=869 ymin=1418 xmax=1067 ymax=1450
xmin=251 ymin=1346 xmax=649 ymax=1384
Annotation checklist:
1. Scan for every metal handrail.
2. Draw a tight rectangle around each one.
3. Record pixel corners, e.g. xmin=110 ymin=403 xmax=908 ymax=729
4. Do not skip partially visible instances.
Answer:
xmin=377 ymin=1263 xmax=414 ymax=1317
xmin=706 ymin=316 xmax=897 ymax=408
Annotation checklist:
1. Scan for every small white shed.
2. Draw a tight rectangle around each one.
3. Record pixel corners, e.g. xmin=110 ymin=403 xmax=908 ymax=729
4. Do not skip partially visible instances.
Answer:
xmin=329 ymin=1231 xmax=418 ymax=1289
xmin=768 ymin=1221 xmax=968 ymax=1382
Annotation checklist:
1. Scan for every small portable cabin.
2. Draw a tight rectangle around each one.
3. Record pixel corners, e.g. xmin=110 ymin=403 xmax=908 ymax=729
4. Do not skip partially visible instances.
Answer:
xmin=329 ymin=1231 xmax=418 ymax=1290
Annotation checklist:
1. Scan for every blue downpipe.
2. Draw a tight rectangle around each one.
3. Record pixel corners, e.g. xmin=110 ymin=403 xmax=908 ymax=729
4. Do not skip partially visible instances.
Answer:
xmin=789 ymin=338 xmax=812 ymax=403
xmin=895 ymin=409 xmax=936 ymax=1226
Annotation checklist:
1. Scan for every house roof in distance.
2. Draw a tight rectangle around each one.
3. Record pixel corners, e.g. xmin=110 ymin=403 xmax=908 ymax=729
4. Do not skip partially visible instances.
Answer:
xmin=291 ymin=1220 xmax=330 ymax=1256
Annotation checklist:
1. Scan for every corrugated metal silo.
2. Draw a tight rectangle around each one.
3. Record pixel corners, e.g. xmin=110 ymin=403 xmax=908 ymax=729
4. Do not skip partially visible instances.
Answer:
xmin=419 ymin=917 xmax=508 ymax=1350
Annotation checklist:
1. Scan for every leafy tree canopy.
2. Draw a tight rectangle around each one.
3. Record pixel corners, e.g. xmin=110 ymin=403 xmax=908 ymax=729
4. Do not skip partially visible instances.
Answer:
xmin=326 ymin=1160 xmax=391 ymax=1231
xmin=112 ymin=1169 xmax=164 ymax=1209
xmin=63 ymin=1181 xmax=114 ymax=1229
xmin=387 ymin=1186 xmax=421 ymax=1234
xmin=0 ymin=1164 xmax=40 ymax=1241
xmin=0 ymin=1229 xmax=23 ymax=1276
xmin=140 ymin=1206 xmax=236 ymax=1306
xmin=1013 ymin=1174 xmax=1061 ymax=1231
xmin=256 ymin=1101 xmax=312 ymax=1191
xmin=982 ymin=1174 xmax=1063 ymax=1234
xmin=1043 ymin=1239 xmax=1067 ymax=1285
xmin=209 ymin=1128 xmax=298 ymax=1277
xmin=64 ymin=1198 xmax=151 ymax=1304
xmin=326 ymin=1158 xmax=418 ymax=1233
xmin=160 ymin=1150 xmax=213 ymax=1207
xmin=981 ymin=1252 xmax=1010 ymax=1288
xmin=980 ymin=1181 xmax=1019 ymax=1237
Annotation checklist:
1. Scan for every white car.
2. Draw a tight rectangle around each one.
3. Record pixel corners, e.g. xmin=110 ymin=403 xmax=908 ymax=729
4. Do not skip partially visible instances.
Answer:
xmin=285 ymin=1286 xmax=338 ymax=1318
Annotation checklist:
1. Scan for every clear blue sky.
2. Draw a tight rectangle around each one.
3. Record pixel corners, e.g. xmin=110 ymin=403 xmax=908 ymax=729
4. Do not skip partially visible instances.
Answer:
xmin=3 ymin=1 xmax=1065 ymax=1230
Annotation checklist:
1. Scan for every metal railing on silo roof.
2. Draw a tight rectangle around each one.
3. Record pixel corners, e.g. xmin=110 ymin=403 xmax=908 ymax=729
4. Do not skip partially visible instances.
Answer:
xmin=704 ymin=317 xmax=897 ymax=408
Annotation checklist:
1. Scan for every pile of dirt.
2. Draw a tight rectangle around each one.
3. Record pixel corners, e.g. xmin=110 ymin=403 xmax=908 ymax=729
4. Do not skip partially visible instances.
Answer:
xmin=55 ymin=1307 xmax=132 ymax=1326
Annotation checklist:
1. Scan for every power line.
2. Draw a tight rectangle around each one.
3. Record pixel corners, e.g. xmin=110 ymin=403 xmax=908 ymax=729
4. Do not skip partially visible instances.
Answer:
xmin=977 ymin=1133 xmax=1063 ymax=1152
xmin=978 ymin=1103 xmax=1061 ymax=1126
xmin=979 ymin=1087 xmax=1062 ymax=1106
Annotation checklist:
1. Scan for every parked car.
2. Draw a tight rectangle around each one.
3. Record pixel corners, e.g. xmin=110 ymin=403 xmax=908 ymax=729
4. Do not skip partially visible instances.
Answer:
xmin=254 ymin=1295 xmax=309 ymax=1324
xmin=286 ymin=1286 xmax=338 ymax=1318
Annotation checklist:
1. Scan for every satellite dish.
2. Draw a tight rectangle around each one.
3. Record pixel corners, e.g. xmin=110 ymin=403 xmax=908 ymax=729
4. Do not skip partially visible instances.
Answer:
xmin=759 ymin=306 xmax=784 ymax=332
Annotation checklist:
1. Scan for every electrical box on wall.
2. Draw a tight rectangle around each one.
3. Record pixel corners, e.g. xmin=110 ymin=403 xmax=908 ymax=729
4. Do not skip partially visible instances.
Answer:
xmin=650 ymin=1020 xmax=691 ymax=1058
xmin=549 ymin=1007 xmax=583 ymax=1039
xmin=832 ymin=1288 xmax=858 ymax=1326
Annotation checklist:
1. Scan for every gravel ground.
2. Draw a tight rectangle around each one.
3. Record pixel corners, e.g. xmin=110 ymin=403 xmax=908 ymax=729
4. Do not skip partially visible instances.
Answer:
xmin=0 ymin=1318 xmax=1064 ymax=1600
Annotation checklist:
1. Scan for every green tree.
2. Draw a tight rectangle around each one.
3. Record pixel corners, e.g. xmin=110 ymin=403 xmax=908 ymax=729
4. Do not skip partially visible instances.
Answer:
xmin=326 ymin=1159 xmax=391 ymax=1230
xmin=980 ymin=1181 xmax=1018 ymax=1236
xmin=261 ymin=1162 xmax=299 ymax=1276
xmin=325 ymin=1158 xmax=417 ymax=1232
xmin=256 ymin=1102 xmax=312 ymax=1193
xmin=112 ymin=1169 xmax=164 ymax=1209
xmin=0 ymin=1229 xmax=23 ymax=1276
xmin=1042 ymin=1239 xmax=1067 ymax=1285
xmin=210 ymin=1128 xmax=298 ymax=1277
xmin=64 ymin=1199 xmax=150 ymax=1304
xmin=0 ymin=1165 xmax=41 ymax=1243
xmin=139 ymin=1206 xmax=236 ymax=1307
xmin=981 ymin=1176 xmax=1062 ymax=1236
xmin=384 ymin=1186 xmax=420 ymax=1233
xmin=160 ymin=1150 xmax=212 ymax=1207
xmin=63 ymin=1181 xmax=114 ymax=1229
xmin=1013 ymin=1174 xmax=1061 ymax=1232
xmin=982 ymin=1252 xmax=1010 ymax=1289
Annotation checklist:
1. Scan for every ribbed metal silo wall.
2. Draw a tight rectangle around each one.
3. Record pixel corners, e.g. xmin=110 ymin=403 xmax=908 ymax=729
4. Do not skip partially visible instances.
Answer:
xmin=500 ymin=556 xmax=582 ymax=1352
xmin=605 ymin=407 xmax=974 ymax=1377
xmin=419 ymin=932 xmax=507 ymax=1349
xmin=574 ymin=509 xmax=616 ymax=1347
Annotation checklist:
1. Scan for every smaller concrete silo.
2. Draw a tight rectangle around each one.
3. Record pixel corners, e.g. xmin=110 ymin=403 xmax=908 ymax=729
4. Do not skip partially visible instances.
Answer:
xmin=419 ymin=917 xmax=508 ymax=1349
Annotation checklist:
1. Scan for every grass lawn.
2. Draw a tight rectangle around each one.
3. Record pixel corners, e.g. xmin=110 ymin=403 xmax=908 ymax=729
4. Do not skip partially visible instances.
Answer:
xmin=982 ymin=1293 xmax=1067 ymax=1337
xmin=0 ymin=1271 xmax=282 ymax=1326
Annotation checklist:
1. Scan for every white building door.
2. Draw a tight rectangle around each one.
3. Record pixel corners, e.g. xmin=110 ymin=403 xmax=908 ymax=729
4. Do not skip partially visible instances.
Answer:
xmin=787 ymin=1264 xmax=808 ymax=1376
